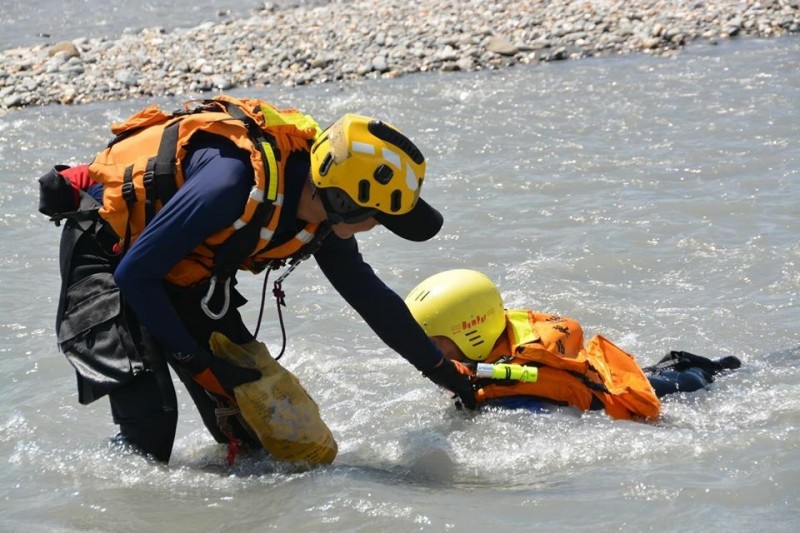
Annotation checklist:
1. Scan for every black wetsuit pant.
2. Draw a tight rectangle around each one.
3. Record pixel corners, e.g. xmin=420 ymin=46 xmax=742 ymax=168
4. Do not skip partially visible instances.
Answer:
xmin=647 ymin=368 xmax=714 ymax=398
xmin=60 ymin=221 xmax=258 ymax=463
xmin=584 ymin=367 xmax=715 ymax=411
xmin=644 ymin=350 xmax=740 ymax=398
xmin=108 ymin=288 xmax=259 ymax=463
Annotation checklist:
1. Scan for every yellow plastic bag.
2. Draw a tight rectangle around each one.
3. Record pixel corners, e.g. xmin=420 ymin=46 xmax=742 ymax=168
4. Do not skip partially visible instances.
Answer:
xmin=209 ymin=332 xmax=337 ymax=465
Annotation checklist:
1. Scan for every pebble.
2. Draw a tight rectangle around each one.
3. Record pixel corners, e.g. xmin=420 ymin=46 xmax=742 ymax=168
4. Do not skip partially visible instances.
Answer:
xmin=0 ymin=0 xmax=797 ymax=110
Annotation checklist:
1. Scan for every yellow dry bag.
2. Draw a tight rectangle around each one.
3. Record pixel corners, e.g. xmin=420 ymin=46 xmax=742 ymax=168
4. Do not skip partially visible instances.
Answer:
xmin=209 ymin=332 xmax=338 ymax=465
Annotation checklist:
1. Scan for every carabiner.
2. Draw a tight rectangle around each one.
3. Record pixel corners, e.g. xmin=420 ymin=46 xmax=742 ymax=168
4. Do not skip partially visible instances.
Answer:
xmin=201 ymin=275 xmax=231 ymax=320
xmin=273 ymin=259 xmax=302 ymax=286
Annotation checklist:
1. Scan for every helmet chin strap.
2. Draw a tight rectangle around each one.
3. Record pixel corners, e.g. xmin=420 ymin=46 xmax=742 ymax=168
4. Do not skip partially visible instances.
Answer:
xmin=317 ymin=186 xmax=342 ymax=221
xmin=317 ymin=185 xmax=377 ymax=225
xmin=300 ymin=177 xmax=336 ymax=224
xmin=308 ymin=175 xmax=377 ymax=226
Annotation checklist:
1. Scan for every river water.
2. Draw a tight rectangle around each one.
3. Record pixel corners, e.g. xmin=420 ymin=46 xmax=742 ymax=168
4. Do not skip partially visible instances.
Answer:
xmin=1 ymin=36 xmax=798 ymax=532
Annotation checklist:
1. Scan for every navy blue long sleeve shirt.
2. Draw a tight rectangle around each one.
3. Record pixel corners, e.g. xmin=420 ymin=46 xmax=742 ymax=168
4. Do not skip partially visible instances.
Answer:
xmin=113 ymin=135 xmax=442 ymax=372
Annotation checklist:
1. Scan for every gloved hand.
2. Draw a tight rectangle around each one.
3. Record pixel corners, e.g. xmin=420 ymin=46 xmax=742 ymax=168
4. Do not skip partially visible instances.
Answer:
xmin=423 ymin=358 xmax=478 ymax=410
xmin=171 ymin=346 xmax=261 ymax=401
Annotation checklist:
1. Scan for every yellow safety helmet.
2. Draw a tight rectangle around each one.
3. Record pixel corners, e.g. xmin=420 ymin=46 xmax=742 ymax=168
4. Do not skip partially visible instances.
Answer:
xmin=405 ymin=269 xmax=506 ymax=361
xmin=310 ymin=114 xmax=442 ymax=242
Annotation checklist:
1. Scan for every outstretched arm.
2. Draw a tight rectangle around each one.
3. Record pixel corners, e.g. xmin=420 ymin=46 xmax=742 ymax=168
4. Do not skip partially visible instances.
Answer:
xmin=314 ymin=234 xmax=441 ymax=371
xmin=314 ymin=235 xmax=477 ymax=408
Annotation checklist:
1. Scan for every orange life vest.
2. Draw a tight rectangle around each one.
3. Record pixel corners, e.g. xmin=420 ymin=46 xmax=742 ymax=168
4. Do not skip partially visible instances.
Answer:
xmin=476 ymin=309 xmax=661 ymax=420
xmin=88 ymin=95 xmax=323 ymax=286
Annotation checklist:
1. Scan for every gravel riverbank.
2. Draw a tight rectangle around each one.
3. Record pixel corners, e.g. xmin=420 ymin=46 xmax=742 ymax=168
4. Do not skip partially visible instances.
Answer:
xmin=1 ymin=0 xmax=798 ymax=111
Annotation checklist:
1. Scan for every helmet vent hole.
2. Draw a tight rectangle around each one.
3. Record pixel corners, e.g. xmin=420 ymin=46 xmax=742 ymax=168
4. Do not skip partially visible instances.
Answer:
xmin=413 ymin=289 xmax=430 ymax=302
xmin=390 ymin=190 xmax=402 ymax=212
xmin=465 ymin=330 xmax=485 ymax=347
xmin=358 ymin=180 xmax=370 ymax=203
xmin=373 ymin=164 xmax=393 ymax=184
xmin=319 ymin=153 xmax=333 ymax=177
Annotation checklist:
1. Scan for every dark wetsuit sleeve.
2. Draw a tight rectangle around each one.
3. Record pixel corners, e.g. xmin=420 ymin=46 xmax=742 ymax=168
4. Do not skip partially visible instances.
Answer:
xmin=313 ymin=235 xmax=444 ymax=372
xmin=113 ymin=139 xmax=251 ymax=355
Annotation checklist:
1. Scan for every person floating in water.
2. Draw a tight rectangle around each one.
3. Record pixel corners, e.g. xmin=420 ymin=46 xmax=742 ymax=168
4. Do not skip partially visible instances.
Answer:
xmin=405 ymin=269 xmax=741 ymax=418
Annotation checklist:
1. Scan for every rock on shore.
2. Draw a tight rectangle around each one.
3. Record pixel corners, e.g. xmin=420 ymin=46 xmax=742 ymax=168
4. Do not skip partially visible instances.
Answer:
xmin=1 ymin=0 xmax=798 ymax=110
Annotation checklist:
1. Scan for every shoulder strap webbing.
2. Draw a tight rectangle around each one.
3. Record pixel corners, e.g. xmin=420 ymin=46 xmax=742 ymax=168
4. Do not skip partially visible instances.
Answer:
xmin=207 ymin=101 xmax=282 ymax=281
xmin=143 ymin=120 xmax=181 ymax=224
xmin=212 ymin=201 xmax=273 ymax=279
xmin=219 ymin=100 xmax=281 ymax=165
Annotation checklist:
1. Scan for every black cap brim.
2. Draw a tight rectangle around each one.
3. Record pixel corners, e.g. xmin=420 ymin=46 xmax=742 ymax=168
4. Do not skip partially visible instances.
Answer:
xmin=375 ymin=197 xmax=443 ymax=242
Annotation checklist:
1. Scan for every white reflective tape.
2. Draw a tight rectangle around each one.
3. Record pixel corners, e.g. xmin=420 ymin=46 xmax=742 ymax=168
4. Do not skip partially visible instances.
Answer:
xmin=233 ymin=218 xmax=247 ymax=230
xmin=352 ymin=141 xmax=375 ymax=155
xmin=382 ymin=148 xmax=402 ymax=170
xmin=249 ymin=187 xmax=265 ymax=202
xmin=406 ymin=166 xmax=419 ymax=191
xmin=274 ymin=193 xmax=284 ymax=206
xmin=260 ymin=227 xmax=274 ymax=240
xmin=297 ymin=229 xmax=314 ymax=243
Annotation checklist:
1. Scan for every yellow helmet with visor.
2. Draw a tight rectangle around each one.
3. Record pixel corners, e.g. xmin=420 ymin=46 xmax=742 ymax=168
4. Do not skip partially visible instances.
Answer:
xmin=310 ymin=114 xmax=442 ymax=242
